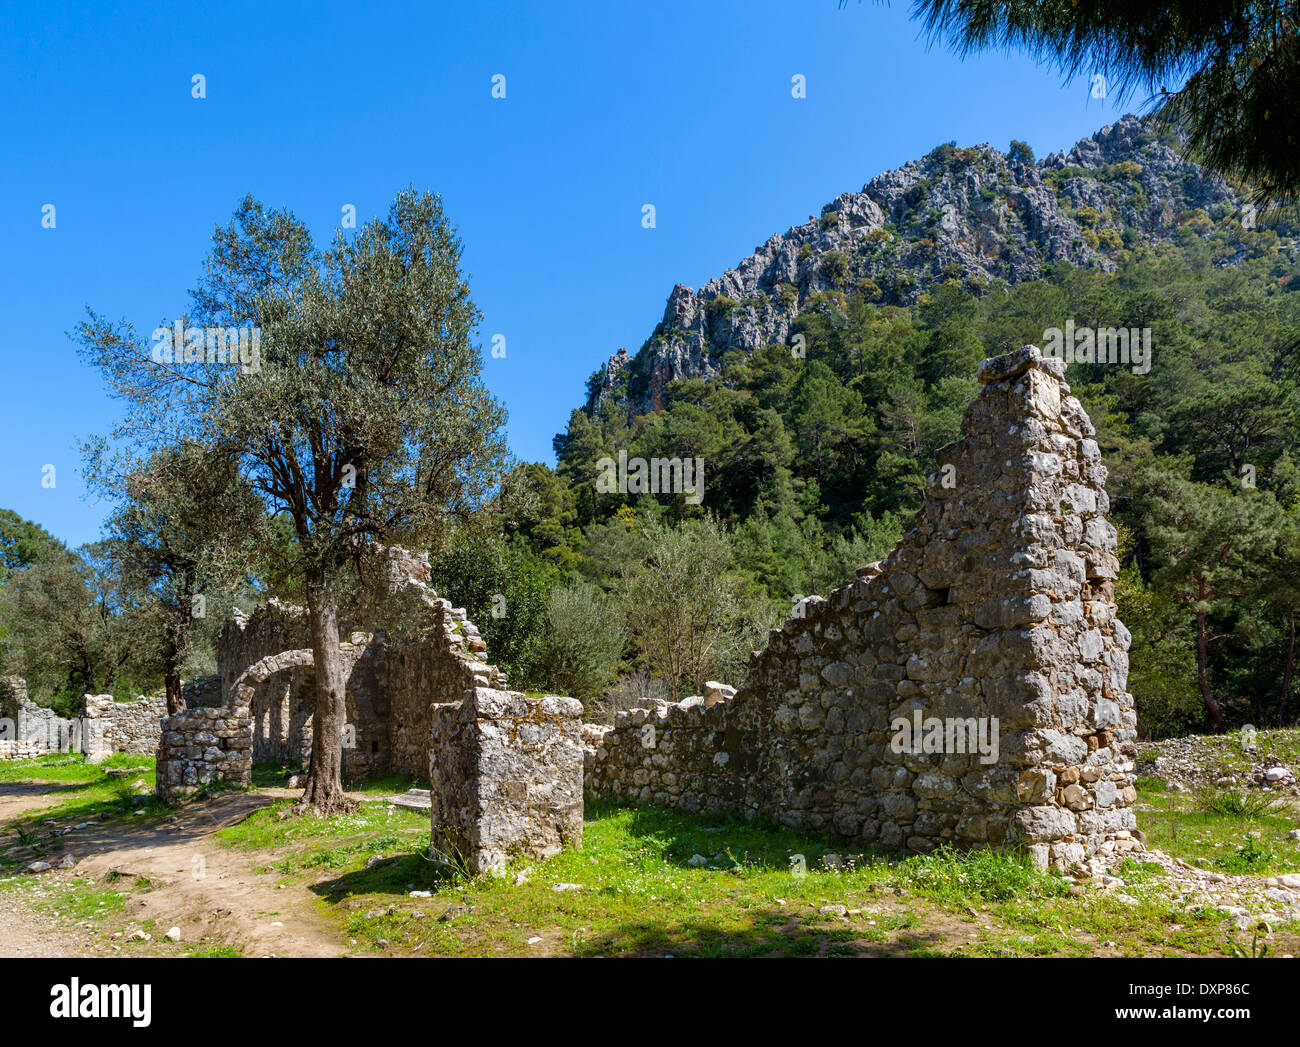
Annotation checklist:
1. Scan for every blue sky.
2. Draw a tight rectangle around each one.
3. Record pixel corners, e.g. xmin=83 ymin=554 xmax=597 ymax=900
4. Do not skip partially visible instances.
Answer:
xmin=0 ymin=0 xmax=1133 ymax=548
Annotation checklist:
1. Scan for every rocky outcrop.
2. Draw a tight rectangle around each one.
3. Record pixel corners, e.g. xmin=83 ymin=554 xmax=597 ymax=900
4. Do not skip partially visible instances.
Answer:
xmin=585 ymin=345 xmax=1139 ymax=871
xmin=586 ymin=115 xmax=1248 ymax=416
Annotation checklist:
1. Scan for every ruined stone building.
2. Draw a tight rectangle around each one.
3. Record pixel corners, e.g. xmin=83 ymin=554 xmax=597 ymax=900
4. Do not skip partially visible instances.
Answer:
xmin=156 ymin=546 xmax=583 ymax=872
xmin=158 ymin=345 xmax=1139 ymax=874
xmin=0 ymin=676 xmax=165 ymax=761
xmin=158 ymin=547 xmax=508 ymax=794
xmin=584 ymin=346 xmax=1139 ymax=871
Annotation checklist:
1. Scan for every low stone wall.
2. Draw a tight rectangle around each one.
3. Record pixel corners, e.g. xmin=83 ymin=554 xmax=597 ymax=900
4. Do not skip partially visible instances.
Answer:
xmin=0 ymin=740 xmax=43 ymax=761
xmin=0 ymin=686 xmax=165 ymax=758
xmin=585 ymin=346 xmax=1140 ymax=872
xmin=584 ymin=694 xmax=739 ymax=815
xmin=83 ymin=693 xmax=167 ymax=756
xmin=430 ymin=688 xmax=584 ymax=874
xmin=156 ymin=706 xmax=253 ymax=802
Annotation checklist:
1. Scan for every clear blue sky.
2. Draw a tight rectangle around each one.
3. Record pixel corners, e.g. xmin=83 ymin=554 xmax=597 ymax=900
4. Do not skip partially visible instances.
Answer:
xmin=0 ymin=0 xmax=1131 ymax=549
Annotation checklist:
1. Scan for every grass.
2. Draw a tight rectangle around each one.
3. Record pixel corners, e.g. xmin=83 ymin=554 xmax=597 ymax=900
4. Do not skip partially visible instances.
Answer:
xmin=1135 ymin=780 xmax=1300 ymax=876
xmin=206 ymin=797 xmax=1294 ymax=958
xmin=0 ymin=753 xmax=165 ymax=875
xmin=0 ymin=751 xmax=154 ymax=785
xmin=1193 ymin=787 xmax=1287 ymax=818
xmin=0 ymin=752 xmax=159 ymax=818
xmin=3 ymin=754 xmax=1298 ymax=958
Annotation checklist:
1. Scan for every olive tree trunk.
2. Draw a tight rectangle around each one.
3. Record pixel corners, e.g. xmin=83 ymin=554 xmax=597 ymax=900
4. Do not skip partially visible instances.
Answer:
xmin=298 ymin=580 xmax=354 ymax=813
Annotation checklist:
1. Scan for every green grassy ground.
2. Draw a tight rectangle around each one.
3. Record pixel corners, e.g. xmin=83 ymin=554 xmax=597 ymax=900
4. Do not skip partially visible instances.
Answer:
xmin=0 ymin=752 xmax=160 ymax=864
xmin=216 ymin=795 xmax=1300 ymax=958
xmin=1136 ymin=782 xmax=1300 ymax=875
xmin=1 ymin=753 xmax=1297 ymax=957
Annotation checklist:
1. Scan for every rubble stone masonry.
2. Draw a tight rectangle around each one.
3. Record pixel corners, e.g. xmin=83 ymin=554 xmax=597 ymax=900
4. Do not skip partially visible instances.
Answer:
xmin=585 ymin=346 xmax=1140 ymax=871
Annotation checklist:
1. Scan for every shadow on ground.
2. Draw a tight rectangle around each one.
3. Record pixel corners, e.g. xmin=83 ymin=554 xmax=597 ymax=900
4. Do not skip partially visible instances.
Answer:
xmin=0 ymin=790 xmax=278 ymax=879
xmin=310 ymin=853 xmax=461 ymax=902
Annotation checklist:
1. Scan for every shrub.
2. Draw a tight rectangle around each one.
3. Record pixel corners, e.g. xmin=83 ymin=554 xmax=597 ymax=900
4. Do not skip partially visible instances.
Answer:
xmin=854 ymin=277 xmax=882 ymax=301
xmin=1098 ymin=228 xmax=1124 ymax=250
xmin=819 ymin=251 xmax=850 ymax=285
xmin=1193 ymin=788 xmax=1285 ymax=818
xmin=705 ymin=295 xmax=737 ymax=325
xmin=536 ymin=582 xmax=626 ymax=703
xmin=903 ymin=179 xmax=932 ymax=210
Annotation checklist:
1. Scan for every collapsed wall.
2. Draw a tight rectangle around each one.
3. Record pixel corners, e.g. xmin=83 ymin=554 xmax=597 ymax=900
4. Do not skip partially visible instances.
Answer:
xmin=0 ymin=678 xmax=165 ymax=760
xmin=586 ymin=345 xmax=1139 ymax=870
xmin=82 ymin=693 xmax=167 ymax=756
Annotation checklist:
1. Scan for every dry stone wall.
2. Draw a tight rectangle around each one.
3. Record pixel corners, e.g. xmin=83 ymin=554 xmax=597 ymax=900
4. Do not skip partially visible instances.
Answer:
xmin=430 ymin=687 xmax=584 ymax=874
xmin=0 ymin=680 xmax=165 ymax=759
xmin=586 ymin=345 xmax=1140 ymax=871
xmin=83 ymin=693 xmax=167 ymax=756
xmin=156 ymin=706 xmax=253 ymax=802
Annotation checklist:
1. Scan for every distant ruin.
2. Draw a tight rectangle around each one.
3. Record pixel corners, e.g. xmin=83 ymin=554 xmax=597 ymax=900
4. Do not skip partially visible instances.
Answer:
xmin=0 ymin=677 xmax=164 ymax=762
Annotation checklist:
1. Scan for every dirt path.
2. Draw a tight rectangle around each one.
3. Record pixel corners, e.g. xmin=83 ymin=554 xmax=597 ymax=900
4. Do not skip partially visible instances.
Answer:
xmin=0 ymin=780 xmax=87 ymax=822
xmin=0 ymin=788 xmax=348 ymax=958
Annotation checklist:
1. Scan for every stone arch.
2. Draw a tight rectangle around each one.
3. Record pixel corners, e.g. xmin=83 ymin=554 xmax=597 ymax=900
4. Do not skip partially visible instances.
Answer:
xmin=230 ymin=649 xmax=316 ymax=769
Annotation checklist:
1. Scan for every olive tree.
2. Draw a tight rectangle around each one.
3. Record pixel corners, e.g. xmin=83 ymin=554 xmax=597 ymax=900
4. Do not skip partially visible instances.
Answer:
xmin=98 ymin=441 xmax=268 ymax=714
xmin=77 ymin=189 xmax=508 ymax=812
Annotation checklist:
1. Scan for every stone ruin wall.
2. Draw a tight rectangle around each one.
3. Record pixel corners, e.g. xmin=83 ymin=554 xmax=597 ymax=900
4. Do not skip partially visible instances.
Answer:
xmin=156 ymin=706 xmax=253 ymax=802
xmin=82 ymin=693 xmax=167 ymax=756
xmin=430 ymin=688 xmax=584 ymax=874
xmin=0 ymin=677 xmax=165 ymax=760
xmin=586 ymin=346 xmax=1139 ymax=871
xmin=157 ymin=547 xmax=511 ymax=793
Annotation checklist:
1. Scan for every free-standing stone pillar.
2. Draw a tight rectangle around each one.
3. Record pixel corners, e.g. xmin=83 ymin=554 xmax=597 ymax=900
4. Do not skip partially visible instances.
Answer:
xmin=429 ymin=688 xmax=584 ymax=874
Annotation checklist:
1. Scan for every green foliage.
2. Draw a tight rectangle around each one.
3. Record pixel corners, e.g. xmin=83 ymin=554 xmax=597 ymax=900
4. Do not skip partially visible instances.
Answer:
xmin=895 ymin=844 xmax=1068 ymax=904
xmin=915 ymin=0 xmax=1300 ymax=209
xmin=0 ymin=510 xmax=72 ymax=582
xmin=535 ymin=582 xmax=626 ymax=706
xmin=0 ymin=539 xmax=156 ymax=705
xmin=819 ymin=251 xmax=850 ymax=285
xmin=617 ymin=516 xmax=763 ymax=697
xmin=428 ymin=538 xmax=556 ymax=688
xmin=1192 ymin=789 xmax=1286 ymax=819
xmin=538 ymin=211 xmax=1300 ymax=731
xmin=1214 ymin=833 xmax=1279 ymax=874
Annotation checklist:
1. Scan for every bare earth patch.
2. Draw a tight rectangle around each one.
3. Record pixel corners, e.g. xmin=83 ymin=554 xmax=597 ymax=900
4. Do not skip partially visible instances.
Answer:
xmin=0 ymin=788 xmax=347 ymax=957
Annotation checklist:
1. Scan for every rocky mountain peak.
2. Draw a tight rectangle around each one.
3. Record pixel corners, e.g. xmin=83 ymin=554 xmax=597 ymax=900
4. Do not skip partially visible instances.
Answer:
xmin=584 ymin=115 xmax=1244 ymax=416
